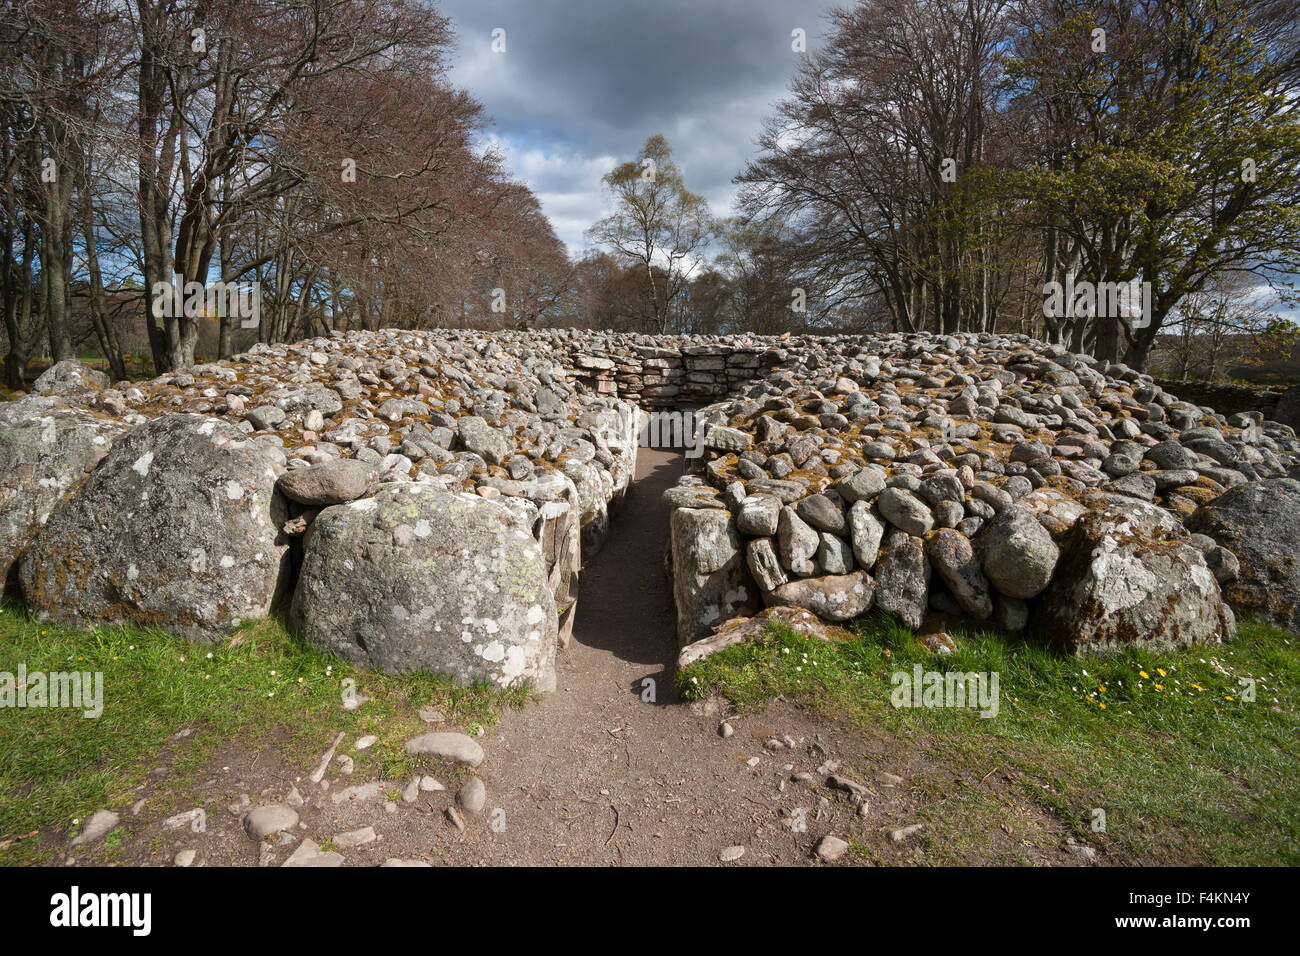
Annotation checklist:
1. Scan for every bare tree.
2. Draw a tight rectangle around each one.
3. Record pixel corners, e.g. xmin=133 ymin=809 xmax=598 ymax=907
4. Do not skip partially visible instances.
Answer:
xmin=587 ymin=135 xmax=715 ymax=333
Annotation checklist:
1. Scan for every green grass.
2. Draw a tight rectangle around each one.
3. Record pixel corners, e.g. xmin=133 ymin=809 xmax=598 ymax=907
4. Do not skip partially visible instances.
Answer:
xmin=679 ymin=614 xmax=1300 ymax=865
xmin=0 ymin=604 xmax=533 ymax=865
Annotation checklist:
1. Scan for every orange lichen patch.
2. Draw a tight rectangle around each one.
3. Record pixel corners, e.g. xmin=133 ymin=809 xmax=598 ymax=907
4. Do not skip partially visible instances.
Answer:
xmin=1174 ymin=485 xmax=1219 ymax=506
xmin=1161 ymin=495 xmax=1199 ymax=521
xmin=1043 ymin=473 xmax=1086 ymax=494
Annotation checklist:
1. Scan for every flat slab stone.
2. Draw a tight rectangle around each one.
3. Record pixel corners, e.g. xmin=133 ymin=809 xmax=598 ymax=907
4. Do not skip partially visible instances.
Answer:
xmin=404 ymin=731 xmax=485 ymax=767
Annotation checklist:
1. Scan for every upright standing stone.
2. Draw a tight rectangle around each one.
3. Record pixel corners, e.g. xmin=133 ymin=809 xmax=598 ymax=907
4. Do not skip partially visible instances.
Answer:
xmin=671 ymin=507 xmax=758 ymax=646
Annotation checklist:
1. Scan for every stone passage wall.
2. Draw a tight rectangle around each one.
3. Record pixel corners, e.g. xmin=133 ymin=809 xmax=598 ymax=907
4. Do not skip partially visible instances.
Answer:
xmin=1152 ymin=378 xmax=1286 ymax=421
xmin=4 ymin=327 xmax=1299 ymax=692
xmin=652 ymin=334 xmax=1300 ymax=665
xmin=556 ymin=333 xmax=777 ymax=407
xmin=0 ymin=330 xmax=644 ymax=693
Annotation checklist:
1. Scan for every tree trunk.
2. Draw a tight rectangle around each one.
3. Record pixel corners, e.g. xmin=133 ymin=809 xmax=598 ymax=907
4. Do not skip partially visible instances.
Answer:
xmin=79 ymin=181 xmax=126 ymax=381
xmin=41 ymin=193 xmax=74 ymax=362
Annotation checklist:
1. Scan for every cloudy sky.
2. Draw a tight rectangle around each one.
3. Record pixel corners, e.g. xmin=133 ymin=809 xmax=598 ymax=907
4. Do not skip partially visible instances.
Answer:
xmin=438 ymin=0 xmax=843 ymax=256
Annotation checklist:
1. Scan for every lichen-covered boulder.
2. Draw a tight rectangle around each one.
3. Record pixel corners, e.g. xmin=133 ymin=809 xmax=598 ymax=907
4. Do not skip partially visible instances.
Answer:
xmin=19 ymin=413 xmax=289 ymax=642
xmin=456 ymin=415 xmax=509 ymax=466
xmin=536 ymin=499 xmax=581 ymax=648
xmin=975 ymin=506 xmax=1060 ymax=599
xmin=563 ymin=458 xmax=613 ymax=556
xmin=0 ymin=394 xmax=72 ymax=426
xmin=291 ymin=483 xmax=558 ymax=690
xmin=1035 ymin=496 xmax=1232 ymax=655
xmin=670 ymin=507 xmax=757 ymax=646
xmin=30 ymin=360 xmax=108 ymax=396
xmin=0 ymin=411 xmax=123 ymax=594
xmin=765 ymin=570 xmax=874 ymax=621
xmin=1187 ymin=477 xmax=1300 ymax=632
xmin=925 ymin=529 xmax=992 ymax=620
xmin=873 ymin=530 xmax=930 ymax=629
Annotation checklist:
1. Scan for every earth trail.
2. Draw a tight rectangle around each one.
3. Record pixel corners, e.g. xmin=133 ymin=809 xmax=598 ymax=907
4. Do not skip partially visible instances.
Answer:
xmin=434 ymin=448 xmax=850 ymax=865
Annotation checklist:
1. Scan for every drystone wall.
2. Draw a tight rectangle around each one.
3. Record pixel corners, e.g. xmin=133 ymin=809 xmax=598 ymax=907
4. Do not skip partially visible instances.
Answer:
xmin=1 ymin=330 xmax=645 ymax=693
xmin=1152 ymin=378 xmax=1291 ymax=423
xmin=649 ymin=334 xmax=1300 ymax=665
xmin=2 ymin=327 xmax=1298 ymax=692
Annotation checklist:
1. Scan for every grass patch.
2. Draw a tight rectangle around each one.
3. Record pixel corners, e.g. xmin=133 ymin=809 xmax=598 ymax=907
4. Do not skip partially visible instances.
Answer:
xmin=0 ymin=604 xmax=533 ymax=864
xmin=678 ymin=614 xmax=1299 ymax=865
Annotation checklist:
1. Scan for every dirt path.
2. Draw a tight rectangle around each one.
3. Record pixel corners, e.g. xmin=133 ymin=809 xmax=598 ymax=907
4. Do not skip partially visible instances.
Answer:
xmin=425 ymin=448 xmax=865 ymax=865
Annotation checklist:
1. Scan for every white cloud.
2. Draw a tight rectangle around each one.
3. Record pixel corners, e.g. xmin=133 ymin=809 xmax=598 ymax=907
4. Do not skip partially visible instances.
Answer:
xmin=441 ymin=0 xmax=843 ymax=258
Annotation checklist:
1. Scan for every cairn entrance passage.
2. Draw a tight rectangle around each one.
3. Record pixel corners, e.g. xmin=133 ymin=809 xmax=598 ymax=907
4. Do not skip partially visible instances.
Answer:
xmin=426 ymin=445 xmax=813 ymax=866
xmin=430 ymin=448 xmax=683 ymax=862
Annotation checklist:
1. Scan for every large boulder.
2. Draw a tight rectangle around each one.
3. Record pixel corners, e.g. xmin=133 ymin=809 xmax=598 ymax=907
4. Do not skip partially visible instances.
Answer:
xmin=291 ymin=483 xmax=558 ymax=691
xmin=563 ymin=458 xmax=614 ymax=556
xmin=456 ymin=416 xmax=509 ymax=466
xmin=536 ymin=499 xmax=581 ymax=648
xmin=0 ymin=411 xmax=123 ymax=595
xmin=765 ymin=571 xmax=874 ymax=622
xmin=975 ymin=506 xmax=1060 ymax=599
xmin=19 ymin=413 xmax=290 ymax=642
xmin=30 ymin=360 xmax=108 ymax=397
xmin=1187 ymin=478 xmax=1300 ymax=632
xmin=925 ymin=529 xmax=992 ymax=620
xmin=670 ymin=507 xmax=758 ymax=646
xmin=276 ymin=459 xmax=377 ymax=506
xmin=872 ymin=530 xmax=930 ymax=629
xmin=1035 ymin=496 xmax=1232 ymax=655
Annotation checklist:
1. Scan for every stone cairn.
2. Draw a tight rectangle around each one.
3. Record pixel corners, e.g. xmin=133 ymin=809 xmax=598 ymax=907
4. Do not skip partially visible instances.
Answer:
xmin=654 ymin=332 xmax=1300 ymax=666
xmin=1 ymin=327 xmax=1298 ymax=691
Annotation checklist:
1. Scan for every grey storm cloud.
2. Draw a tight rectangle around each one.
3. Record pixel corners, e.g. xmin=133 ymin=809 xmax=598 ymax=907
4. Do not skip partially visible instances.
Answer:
xmin=438 ymin=0 xmax=844 ymax=253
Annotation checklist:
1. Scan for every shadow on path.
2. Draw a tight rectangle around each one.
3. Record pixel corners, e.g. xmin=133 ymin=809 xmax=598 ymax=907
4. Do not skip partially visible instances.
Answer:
xmin=569 ymin=449 xmax=682 ymax=692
